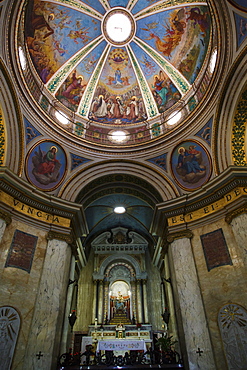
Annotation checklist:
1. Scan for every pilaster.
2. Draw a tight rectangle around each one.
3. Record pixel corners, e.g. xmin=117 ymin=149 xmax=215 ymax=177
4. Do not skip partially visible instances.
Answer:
xmin=23 ymin=237 xmax=71 ymax=370
xmin=168 ymin=234 xmax=215 ymax=370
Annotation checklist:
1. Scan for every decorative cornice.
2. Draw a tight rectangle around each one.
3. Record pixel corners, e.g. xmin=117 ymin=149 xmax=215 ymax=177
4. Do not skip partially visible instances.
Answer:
xmin=167 ymin=230 xmax=193 ymax=243
xmin=225 ymin=205 xmax=247 ymax=224
xmin=0 ymin=209 xmax=12 ymax=225
xmin=46 ymin=230 xmax=74 ymax=244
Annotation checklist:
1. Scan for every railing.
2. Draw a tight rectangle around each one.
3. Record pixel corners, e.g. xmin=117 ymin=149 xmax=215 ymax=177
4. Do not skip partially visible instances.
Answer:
xmin=58 ymin=347 xmax=183 ymax=368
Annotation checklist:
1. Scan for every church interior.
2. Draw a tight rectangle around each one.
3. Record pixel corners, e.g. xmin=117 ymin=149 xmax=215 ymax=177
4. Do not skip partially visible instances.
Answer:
xmin=0 ymin=0 xmax=247 ymax=369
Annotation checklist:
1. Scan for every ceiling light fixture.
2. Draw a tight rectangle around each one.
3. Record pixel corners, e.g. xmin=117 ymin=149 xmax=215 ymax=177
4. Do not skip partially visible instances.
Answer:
xmin=167 ymin=111 xmax=182 ymax=126
xmin=114 ymin=206 xmax=126 ymax=214
xmin=55 ymin=111 xmax=69 ymax=125
xmin=110 ymin=130 xmax=127 ymax=142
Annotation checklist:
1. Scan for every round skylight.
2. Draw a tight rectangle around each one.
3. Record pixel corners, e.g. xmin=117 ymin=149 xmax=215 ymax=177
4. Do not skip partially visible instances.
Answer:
xmin=106 ymin=13 xmax=132 ymax=43
xmin=114 ymin=206 xmax=126 ymax=214
xmin=103 ymin=9 xmax=135 ymax=45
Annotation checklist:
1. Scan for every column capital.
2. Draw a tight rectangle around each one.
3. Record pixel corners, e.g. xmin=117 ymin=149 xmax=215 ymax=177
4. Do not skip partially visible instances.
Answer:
xmin=167 ymin=229 xmax=193 ymax=243
xmin=0 ymin=209 xmax=12 ymax=225
xmin=46 ymin=230 xmax=73 ymax=244
xmin=225 ymin=205 xmax=247 ymax=224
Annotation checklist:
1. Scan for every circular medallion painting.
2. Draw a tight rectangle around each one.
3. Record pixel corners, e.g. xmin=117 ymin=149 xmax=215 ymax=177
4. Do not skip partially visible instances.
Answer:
xmin=26 ymin=141 xmax=67 ymax=191
xmin=171 ymin=140 xmax=211 ymax=191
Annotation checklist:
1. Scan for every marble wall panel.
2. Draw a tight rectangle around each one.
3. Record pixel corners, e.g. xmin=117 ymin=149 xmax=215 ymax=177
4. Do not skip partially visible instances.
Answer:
xmin=23 ymin=238 xmax=71 ymax=370
xmin=192 ymin=217 xmax=247 ymax=370
xmin=0 ymin=219 xmax=47 ymax=370
xmin=75 ymin=250 xmax=95 ymax=332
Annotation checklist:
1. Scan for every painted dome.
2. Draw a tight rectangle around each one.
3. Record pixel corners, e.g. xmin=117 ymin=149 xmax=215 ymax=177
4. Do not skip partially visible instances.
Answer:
xmin=19 ymin=0 xmax=215 ymax=145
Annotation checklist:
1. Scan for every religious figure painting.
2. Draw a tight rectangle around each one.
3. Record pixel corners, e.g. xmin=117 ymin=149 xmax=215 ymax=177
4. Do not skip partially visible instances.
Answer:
xmin=26 ymin=140 xmax=67 ymax=191
xmin=171 ymin=140 xmax=211 ymax=190
xmin=88 ymin=47 xmax=148 ymax=124
xmin=136 ymin=6 xmax=211 ymax=84
xmin=25 ymin=0 xmax=101 ymax=83
xmin=55 ymin=41 xmax=106 ymax=112
xmin=234 ymin=13 xmax=247 ymax=48
xmin=130 ymin=42 xmax=181 ymax=113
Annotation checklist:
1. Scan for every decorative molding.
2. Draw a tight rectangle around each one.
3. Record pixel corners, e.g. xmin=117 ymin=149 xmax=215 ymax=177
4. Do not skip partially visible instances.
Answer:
xmin=46 ymin=230 xmax=73 ymax=244
xmin=0 ymin=188 xmax=71 ymax=227
xmin=167 ymin=229 xmax=193 ymax=243
xmin=167 ymin=186 xmax=247 ymax=227
xmin=225 ymin=205 xmax=247 ymax=224
xmin=77 ymin=173 xmax=162 ymax=205
xmin=0 ymin=59 xmax=24 ymax=176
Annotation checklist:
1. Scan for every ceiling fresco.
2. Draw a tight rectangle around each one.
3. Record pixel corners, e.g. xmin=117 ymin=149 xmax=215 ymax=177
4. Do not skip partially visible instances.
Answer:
xmin=22 ymin=0 xmax=213 ymax=144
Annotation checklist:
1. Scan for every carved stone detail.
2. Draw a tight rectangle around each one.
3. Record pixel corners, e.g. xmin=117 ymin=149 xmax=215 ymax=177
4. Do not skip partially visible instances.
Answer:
xmin=167 ymin=229 xmax=193 ymax=243
xmin=225 ymin=205 xmax=247 ymax=224
xmin=47 ymin=231 xmax=73 ymax=244
xmin=218 ymin=304 xmax=247 ymax=369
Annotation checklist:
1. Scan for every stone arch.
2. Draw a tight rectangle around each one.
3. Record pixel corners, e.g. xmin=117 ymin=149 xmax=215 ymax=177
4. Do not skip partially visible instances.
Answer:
xmin=0 ymin=59 xmax=24 ymax=175
xmin=96 ymin=254 xmax=146 ymax=280
xmin=58 ymin=161 xmax=180 ymax=203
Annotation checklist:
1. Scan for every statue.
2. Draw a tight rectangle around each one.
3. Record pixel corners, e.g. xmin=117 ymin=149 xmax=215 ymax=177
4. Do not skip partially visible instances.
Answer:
xmin=115 ymin=292 xmax=125 ymax=311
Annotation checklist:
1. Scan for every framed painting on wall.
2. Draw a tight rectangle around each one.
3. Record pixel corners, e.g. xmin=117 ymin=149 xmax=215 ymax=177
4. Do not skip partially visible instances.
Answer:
xmin=171 ymin=140 xmax=211 ymax=191
xmin=25 ymin=140 xmax=67 ymax=191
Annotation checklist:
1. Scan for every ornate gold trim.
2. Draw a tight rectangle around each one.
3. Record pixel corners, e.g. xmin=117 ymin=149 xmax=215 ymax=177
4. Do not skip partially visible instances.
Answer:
xmin=167 ymin=229 xmax=193 ymax=243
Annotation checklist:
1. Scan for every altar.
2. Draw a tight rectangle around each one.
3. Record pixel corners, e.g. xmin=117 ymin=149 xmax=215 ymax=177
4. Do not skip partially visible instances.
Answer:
xmin=96 ymin=339 xmax=147 ymax=352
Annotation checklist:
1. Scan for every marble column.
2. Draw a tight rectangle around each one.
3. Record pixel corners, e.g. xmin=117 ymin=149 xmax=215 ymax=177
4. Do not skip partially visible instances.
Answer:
xmin=98 ymin=280 xmax=104 ymax=324
xmin=60 ymin=255 xmax=76 ymax=354
xmin=131 ymin=281 xmax=137 ymax=322
xmin=104 ymin=282 xmax=109 ymax=323
xmin=169 ymin=235 xmax=215 ymax=370
xmin=136 ymin=280 xmax=143 ymax=323
xmin=92 ymin=280 xmax=97 ymax=324
xmin=228 ymin=212 xmax=247 ymax=266
xmin=23 ymin=237 xmax=72 ymax=370
xmin=142 ymin=280 xmax=149 ymax=323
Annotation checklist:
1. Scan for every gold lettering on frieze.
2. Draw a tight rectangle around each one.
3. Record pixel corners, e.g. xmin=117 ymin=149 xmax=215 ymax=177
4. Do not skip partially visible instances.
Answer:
xmin=168 ymin=187 xmax=244 ymax=227
xmin=0 ymin=190 xmax=70 ymax=227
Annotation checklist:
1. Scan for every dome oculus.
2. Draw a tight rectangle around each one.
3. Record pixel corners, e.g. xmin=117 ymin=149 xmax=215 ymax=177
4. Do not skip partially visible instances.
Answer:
xmin=103 ymin=9 xmax=135 ymax=45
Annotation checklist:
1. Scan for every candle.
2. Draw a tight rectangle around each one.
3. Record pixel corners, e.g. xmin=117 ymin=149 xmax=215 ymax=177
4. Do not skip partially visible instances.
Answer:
xmin=95 ymin=318 xmax=98 ymax=329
